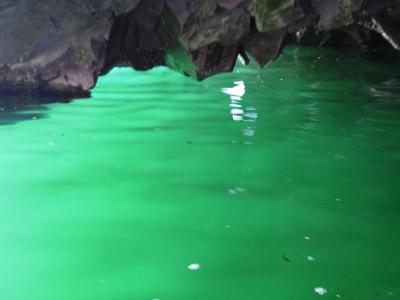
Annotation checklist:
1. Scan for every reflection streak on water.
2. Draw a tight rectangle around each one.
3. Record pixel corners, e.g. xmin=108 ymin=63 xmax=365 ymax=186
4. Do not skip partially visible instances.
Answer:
xmin=222 ymin=81 xmax=258 ymax=141
xmin=223 ymin=80 xmax=246 ymax=121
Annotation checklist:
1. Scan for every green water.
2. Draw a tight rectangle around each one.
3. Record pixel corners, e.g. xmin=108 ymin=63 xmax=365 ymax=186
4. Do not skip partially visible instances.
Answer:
xmin=0 ymin=47 xmax=399 ymax=300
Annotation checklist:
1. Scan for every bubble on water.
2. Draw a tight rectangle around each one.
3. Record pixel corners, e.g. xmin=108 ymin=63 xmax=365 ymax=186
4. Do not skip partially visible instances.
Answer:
xmin=314 ymin=287 xmax=327 ymax=295
xmin=188 ymin=263 xmax=200 ymax=271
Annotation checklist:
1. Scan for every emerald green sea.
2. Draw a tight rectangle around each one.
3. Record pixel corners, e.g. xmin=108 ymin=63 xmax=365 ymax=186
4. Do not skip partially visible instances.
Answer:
xmin=0 ymin=47 xmax=399 ymax=300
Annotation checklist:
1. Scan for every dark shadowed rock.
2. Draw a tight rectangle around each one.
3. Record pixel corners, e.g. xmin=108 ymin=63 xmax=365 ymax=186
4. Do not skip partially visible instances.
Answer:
xmin=241 ymin=28 xmax=287 ymax=66
xmin=159 ymin=0 xmax=249 ymax=79
xmin=0 ymin=0 xmax=399 ymax=97
xmin=0 ymin=0 xmax=113 ymax=93
xmin=101 ymin=0 xmax=167 ymax=74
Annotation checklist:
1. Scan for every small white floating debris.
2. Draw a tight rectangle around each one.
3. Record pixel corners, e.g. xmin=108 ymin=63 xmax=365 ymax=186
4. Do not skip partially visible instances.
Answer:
xmin=48 ymin=141 xmax=55 ymax=146
xmin=304 ymin=236 xmax=311 ymax=240
xmin=307 ymin=256 xmax=315 ymax=261
xmin=336 ymin=294 xmax=342 ymax=298
xmin=335 ymin=198 xmax=341 ymax=202
xmin=188 ymin=263 xmax=200 ymax=271
xmin=314 ymin=287 xmax=327 ymax=296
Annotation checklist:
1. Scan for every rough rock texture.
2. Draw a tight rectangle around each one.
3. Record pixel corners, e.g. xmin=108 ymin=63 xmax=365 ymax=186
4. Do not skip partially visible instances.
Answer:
xmin=0 ymin=0 xmax=399 ymax=95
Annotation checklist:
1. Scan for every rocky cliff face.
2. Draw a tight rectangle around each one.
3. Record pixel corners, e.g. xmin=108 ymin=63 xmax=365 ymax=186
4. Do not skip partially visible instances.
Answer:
xmin=0 ymin=0 xmax=399 ymax=96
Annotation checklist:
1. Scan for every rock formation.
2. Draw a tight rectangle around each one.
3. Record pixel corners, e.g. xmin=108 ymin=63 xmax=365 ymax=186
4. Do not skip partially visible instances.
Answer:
xmin=0 ymin=0 xmax=399 ymax=96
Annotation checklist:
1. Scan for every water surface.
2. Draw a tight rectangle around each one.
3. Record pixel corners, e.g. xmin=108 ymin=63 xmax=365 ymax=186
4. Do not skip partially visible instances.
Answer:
xmin=0 ymin=47 xmax=399 ymax=300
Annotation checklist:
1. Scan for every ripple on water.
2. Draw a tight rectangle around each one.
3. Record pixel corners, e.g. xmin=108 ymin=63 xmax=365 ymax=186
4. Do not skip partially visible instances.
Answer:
xmin=0 ymin=47 xmax=399 ymax=300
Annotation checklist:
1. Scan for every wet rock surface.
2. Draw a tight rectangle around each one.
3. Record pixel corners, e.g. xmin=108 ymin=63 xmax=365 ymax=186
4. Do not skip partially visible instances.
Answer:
xmin=0 ymin=0 xmax=399 ymax=95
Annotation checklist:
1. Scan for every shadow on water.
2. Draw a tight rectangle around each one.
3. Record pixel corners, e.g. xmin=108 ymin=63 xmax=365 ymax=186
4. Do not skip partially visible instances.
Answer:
xmin=0 ymin=89 xmax=90 ymax=126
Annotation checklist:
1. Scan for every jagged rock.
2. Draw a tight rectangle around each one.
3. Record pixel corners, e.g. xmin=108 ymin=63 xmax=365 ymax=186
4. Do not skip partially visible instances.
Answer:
xmin=241 ymin=28 xmax=287 ymax=66
xmin=160 ymin=0 xmax=250 ymax=79
xmin=102 ymin=0 xmax=167 ymax=73
xmin=250 ymin=0 xmax=306 ymax=31
xmin=0 ymin=0 xmax=147 ymax=94
xmin=295 ymin=1 xmax=400 ymax=49
xmin=0 ymin=0 xmax=113 ymax=93
xmin=0 ymin=0 xmax=399 ymax=96
xmin=358 ymin=4 xmax=400 ymax=50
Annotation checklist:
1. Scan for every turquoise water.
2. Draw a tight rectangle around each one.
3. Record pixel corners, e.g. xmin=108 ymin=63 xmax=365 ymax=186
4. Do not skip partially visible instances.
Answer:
xmin=0 ymin=47 xmax=399 ymax=299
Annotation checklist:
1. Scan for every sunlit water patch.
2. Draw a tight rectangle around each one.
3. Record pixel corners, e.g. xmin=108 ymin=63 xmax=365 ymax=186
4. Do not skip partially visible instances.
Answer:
xmin=0 ymin=47 xmax=399 ymax=300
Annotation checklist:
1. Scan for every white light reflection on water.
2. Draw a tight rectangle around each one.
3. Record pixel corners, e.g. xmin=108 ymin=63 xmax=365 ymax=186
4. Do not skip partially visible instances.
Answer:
xmin=222 ymin=80 xmax=246 ymax=121
xmin=222 ymin=81 xmax=258 ymax=143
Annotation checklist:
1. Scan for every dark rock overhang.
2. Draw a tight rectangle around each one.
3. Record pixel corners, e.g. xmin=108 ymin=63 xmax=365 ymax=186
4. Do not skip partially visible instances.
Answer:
xmin=0 ymin=0 xmax=399 ymax=96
